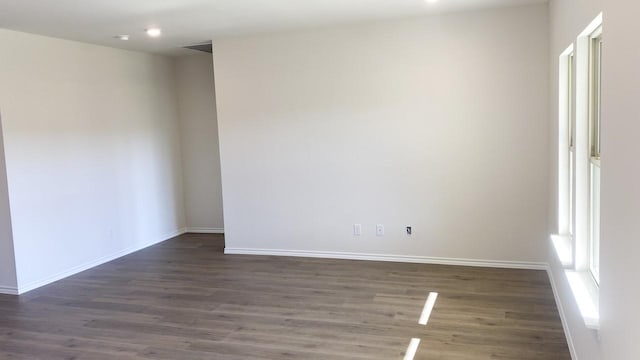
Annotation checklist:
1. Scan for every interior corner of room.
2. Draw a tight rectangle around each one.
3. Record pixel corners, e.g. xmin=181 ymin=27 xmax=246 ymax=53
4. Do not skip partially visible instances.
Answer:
xmin=0 ymin=31 xmax=224 ymax=293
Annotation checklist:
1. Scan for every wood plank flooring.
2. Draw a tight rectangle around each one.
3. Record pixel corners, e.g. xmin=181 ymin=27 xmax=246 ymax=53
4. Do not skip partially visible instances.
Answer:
xmin=0 ymin=233 xmax=570 ymax=359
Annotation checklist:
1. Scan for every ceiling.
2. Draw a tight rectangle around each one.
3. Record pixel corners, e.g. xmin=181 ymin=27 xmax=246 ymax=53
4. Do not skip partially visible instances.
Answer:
xmin=0 ymin=0 xmax=547 ymax=55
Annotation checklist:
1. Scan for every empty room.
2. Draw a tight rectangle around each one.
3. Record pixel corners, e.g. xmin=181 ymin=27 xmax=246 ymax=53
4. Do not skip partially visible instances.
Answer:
xmin=0 ymin=0 xmax=637 ymax=359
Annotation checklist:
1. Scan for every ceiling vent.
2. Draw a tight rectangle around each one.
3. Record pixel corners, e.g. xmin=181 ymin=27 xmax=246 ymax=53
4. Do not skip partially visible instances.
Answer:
xmin=183 ymin=41 xmax=212 ymax=53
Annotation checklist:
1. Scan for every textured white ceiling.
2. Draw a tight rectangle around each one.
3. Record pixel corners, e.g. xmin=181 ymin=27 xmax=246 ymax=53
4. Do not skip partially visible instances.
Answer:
xmin=0 ymin=0 xmax=546 ymax=55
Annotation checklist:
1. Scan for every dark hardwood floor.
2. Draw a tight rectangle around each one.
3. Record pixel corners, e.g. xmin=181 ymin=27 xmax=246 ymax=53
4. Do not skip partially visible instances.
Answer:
xmin=0 ymin=233 xmax=570 ymax=359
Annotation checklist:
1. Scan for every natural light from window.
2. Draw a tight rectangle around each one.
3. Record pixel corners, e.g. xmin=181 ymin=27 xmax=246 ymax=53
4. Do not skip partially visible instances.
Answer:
xmin=553 ymin=13 xmax=602 ymax=330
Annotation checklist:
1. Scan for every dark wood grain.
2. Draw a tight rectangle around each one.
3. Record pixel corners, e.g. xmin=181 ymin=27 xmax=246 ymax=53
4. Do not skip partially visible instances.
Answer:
xmin=0 ymin=233 xmax=570 ymax=359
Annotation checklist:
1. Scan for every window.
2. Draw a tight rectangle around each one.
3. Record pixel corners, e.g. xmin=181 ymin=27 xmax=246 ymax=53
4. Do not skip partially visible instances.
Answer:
xmin=568 ymin=52 xmax=575 ymax=239
xmin=553 ymin=13 xmax=602 ymax=330
xmin=553 ymin=45 xmax=575 ymax=267
xmin=588 ymin=27 xmax=602 ymax=284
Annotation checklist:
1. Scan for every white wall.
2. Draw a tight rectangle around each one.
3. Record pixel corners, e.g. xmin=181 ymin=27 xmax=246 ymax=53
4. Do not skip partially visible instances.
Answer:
xmin=549 ymin=0 xmax=640 ymax=359
xmin=0 ymin=115 xmax=18 ymax=293
xmin=0 ymin=29 xmax=186 ymax=292
xmin=175 ymin=54 xmax=224 ymax=232
xmin=599 ymin=1 xmax=640 ymax=359
xmin=214 ymin=5 xmax=549 ymax=264
xmin=546 ymin=0 xmax=602 ymax=359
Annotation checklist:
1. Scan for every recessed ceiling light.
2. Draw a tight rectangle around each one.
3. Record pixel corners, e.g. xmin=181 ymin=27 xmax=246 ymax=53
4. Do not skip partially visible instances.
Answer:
xmin=425 ymin=0 xmax=439 ymax=3
xmin=146 ymin=28 xmax=162 ymax=37
xmin=114 ymin=35 xmax=129 ymax=41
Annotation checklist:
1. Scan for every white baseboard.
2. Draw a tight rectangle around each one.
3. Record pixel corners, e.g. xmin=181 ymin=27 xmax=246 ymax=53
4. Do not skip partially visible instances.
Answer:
xmin=16 ymin=227 xmax=187 ymax=295
xmin=0 ymin=285 xmax=19 ymax=295
xmin=223 ymin=248 xmax=547 ymax=270
xmin=546 ymin=265 xmax=578 ymax=360
xmin=186 ymin=227 xmax=224 ymax=234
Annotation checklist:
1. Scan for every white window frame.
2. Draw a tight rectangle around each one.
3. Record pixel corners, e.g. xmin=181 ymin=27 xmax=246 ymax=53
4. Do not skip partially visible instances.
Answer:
xmin=552 ymin=45 xmax=575 ymax=268
xmin=568 ymin=51 xmax=575 ymax=240
xmin=587 ymin=26 xmax=602 ymax=285
xmin=552 ymin=13 xmax=602 ymax=331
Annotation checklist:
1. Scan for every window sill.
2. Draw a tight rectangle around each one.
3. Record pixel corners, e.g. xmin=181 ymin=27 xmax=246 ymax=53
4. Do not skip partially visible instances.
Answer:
xmin=565 ymin=270 xmax=600 ymax=330
xmin=550 ymin=234 xmax=600 ymax=330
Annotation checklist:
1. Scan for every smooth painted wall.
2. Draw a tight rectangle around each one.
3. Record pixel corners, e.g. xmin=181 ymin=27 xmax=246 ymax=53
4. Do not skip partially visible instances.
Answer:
xmin=546 ymin=0 xmax=602 ymax=359
xmin=175 ymin=54 xmax=224 ymax=231
xmin=214 ymin=5 xmax=549 ymax=263
xmin=548 ymin=0 xmax=640 ymax=359
xmin=0 ymin=115 xmax=17 ymax=293
xmin=599 ymin=1 xmax=640 ymax=359
xmin=0 ymin=29 xmax=186 ymax=291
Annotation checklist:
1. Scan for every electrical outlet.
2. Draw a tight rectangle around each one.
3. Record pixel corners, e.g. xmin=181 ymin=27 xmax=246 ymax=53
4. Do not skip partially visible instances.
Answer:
xmin=353 ymin=224 xmax=362 ymax=236
xmin=376 ymin=224 xmax=384 ymax=236
xmin=406 ymin=226 xmax=412 ymax=235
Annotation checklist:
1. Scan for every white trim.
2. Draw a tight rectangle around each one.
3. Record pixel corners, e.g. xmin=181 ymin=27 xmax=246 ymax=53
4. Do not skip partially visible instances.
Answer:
xmin=16 ymin=227 xmax=187 ymax=295
xmin=565 ymin=270 xmax=600 ymax=330
xmin=223 ymin=248 xmax=547 ymax=270
xmin=579 ymin=13 xmax=603 ymax=38
xmin=0 ymin=285 xmax=19 ymax=295
xmin=546 ymin=266 xmax=578 ymax=360
xmin=558 ymin=43 xmax=574 ymax=239
xmin=186 ymin=227 xmax=224 ymax=234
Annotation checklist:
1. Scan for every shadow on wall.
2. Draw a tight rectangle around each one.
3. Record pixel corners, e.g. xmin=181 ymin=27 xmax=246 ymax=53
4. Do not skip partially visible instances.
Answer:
xmin=0 ymin=112 xmax=18 ymax=292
